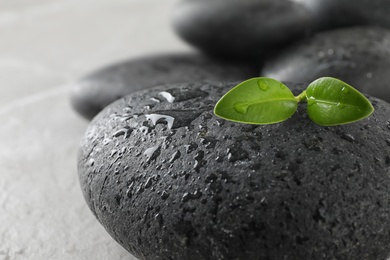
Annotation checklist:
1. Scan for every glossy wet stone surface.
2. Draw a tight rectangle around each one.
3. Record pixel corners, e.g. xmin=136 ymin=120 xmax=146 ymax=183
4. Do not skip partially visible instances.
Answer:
xmin=172 ymin=0 xmax=312 ymax=58
xmin=262 ymin=27 xmax=390 ymax=102
xmin=293 ymin=0 xmax=390 ymax=30
xmin=78 ymin=81 xmax=390 ymax=260
xmin=70 ymin=53 xmax=259 ymax=120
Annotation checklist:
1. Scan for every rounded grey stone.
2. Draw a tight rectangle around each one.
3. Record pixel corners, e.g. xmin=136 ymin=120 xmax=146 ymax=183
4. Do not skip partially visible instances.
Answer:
xmin=78 ymin=81 xmax=390 ymax=260
xmin=292 ymin=0 xmax=390 ymax=30
xmin=262 ymin=27 xmax=390 ymax=102
xmin=70 ymin=53 xmax=259 ymax=120
xmin=171 ymin=0 xmax=312 ymax=58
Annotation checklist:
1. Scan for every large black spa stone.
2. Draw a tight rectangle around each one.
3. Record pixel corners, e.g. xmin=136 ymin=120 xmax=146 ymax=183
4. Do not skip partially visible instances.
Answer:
xmin=171 ymin=0 xmax=312 ymax=58
xmin=78 ymin=81 xmax=390 ymax=260
xmin=70 ymin=53 xmax=259 ymax=120
xmin=262 ymin=27 xmax=390 ymax=103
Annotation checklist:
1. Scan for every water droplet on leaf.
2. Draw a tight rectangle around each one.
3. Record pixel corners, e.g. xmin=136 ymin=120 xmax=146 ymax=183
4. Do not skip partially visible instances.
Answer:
xmin=258 ymin=80 xmax=269 ymax=91
xmin=341 ymin=87 xmax=349 ymax=94
xmin=336 ymin=102 xmax=346 ymax=109
xmin=234 ymin=102 xmax=250 ymax=114
xmin=307 ymin=98 xmax=316 ymax=107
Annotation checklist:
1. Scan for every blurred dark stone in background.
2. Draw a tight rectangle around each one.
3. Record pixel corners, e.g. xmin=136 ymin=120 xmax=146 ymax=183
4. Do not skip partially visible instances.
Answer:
xmin=171 ymin=0 xmax=312 ymax=58
xmin=71 ymin=53 xmax=259 ymax=120
xmin=262 ymin=27 xmax=390 ymax=102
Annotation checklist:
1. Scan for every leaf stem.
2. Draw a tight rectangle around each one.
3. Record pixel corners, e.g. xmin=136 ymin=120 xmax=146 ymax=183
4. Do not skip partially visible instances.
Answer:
xmin=295 ymin=90 xmax=307 ymax=103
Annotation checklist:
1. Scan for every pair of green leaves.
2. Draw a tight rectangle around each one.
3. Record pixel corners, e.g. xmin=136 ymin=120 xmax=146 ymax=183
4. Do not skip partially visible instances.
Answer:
xmin=214 ymin=77 xmax=374 ymax=126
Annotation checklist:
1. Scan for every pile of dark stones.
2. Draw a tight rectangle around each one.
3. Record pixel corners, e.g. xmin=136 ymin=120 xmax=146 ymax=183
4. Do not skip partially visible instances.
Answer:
xmin=74 ymin=1 xmax=390 ymax=259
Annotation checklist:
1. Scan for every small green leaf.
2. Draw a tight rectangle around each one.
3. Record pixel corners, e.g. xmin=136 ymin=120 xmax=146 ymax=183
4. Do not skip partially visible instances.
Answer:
xmin=214 ymin=77 xmax=298 ymax=124
xmin=306 ymin=77 xmax=374 ymax=126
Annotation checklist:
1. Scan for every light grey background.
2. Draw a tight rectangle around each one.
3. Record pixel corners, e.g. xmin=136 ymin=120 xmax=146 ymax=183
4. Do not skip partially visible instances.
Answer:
xmin=0 ymin=0 xmax=189 ymax=259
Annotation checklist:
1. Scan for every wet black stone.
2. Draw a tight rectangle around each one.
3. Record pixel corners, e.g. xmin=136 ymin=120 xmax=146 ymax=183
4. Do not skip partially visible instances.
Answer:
xmin=262 ymin=27 xmax=390 ymax=102
xmin=78 ymin=81 xmax=390 ymax=260
xmin=293 ymin=0 xmax=390 ymax=30
xmin=172 ymin=0 xmax=312 ymax=58
xmin=70 ymin=53 xmax=259 ymax=120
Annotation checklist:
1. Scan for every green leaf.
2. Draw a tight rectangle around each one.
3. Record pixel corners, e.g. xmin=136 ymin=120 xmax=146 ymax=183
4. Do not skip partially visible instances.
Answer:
xmin=306 ymin=77 xmax=374 ymax=126
xmin=214 ymin=77 xmax=298 ymax=124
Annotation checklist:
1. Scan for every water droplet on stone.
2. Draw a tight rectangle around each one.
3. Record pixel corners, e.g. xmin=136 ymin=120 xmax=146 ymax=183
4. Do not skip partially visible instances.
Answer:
xmin=163 ymin=88 xmax=209 ymax=102
xmin=340 ymin=133 xmax=355 ymax=143
xmin=227 ymin=145 xmax=249 ymax=162
xmin=366 ymin=72 xmax=373 ymax=79
xmin=110 ymin=149 xmax=118 ymax=157
xmin=126 ymin=189 xmax=132 ymax=198
xmin=216 ymin=119 xmax=225 ymax=127
xmin=169 ymin=151 xmax=181 ymax=163
xmin=204 ymin=113 xmax=212 ymax=120
xmin=150 ymin=97 xmax=161 ymax=103
xmin=155 ymin=213 xmax=163 ymax=228
xmin=138 ymin=126 xmax=150 ymax=134
xmin=146 ymin=114 xmax=175 ymax=130
xmin=159 ymin=91 xmax=175 ymax=103
xmin=260 ymin=197 xmax=268 ymax=205
xmin=197 ymin=125 xmax=208 ymax=137
xmin=88 ymin=159 xmax=95 ymax=167
xmin=161 ymin=191 xmax=169 ymax=200
xmin=193 ymin=151 xmax=205 ymax=172
xmin=234 ymin=102 xmax=250 ymax=114
xmin=102 ymin=133 xmax=112 ymax=146
xmin=161 ymin=135 xmax=173 ymax=149
xmin=149 ymin=109 xmax=203 ymax=129
xmin=200 ymin=137 xmax=217 ymax=149
xmin=258 ymin=80 xmax=269 ymax=91
xmin=112 ymin=127 xmax=132 ymax=138
xmin=182 ymin=192 xmax=191 ymax=203
xmin=182 ymin=189 xmax=202 ymax=202
xmin=144 ymin=177 xmax=153 ymax=188
xmin=143 ymin=146 xmax=161 ymax=162
xmin=184 ymin=142 xmax=198 ymax=154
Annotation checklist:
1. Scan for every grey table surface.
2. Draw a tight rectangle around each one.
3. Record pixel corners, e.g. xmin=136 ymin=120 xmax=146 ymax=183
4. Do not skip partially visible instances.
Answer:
xmin=0 ymin=0 xmax=189 ymax=259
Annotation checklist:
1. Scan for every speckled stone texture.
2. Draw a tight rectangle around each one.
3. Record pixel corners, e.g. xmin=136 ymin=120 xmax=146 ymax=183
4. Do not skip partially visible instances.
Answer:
xmin=171 ymin=0 xmax=312 ymax=58
xmin=70 ymin=53 xmax=259 ymax=120
xmin=262 ymin=27 xmax=390 ymax=103
xmin=292 ymin=0 xmax=390 ymax=30
xmin=78 ymin=81 xmax=390 ymax=260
